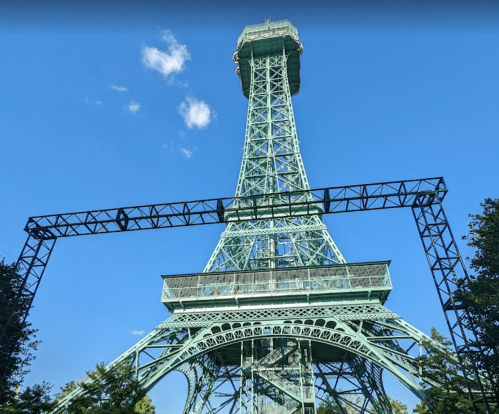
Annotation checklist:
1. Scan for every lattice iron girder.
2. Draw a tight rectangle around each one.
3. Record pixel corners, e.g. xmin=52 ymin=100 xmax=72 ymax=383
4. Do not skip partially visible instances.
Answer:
xmin=165 ymin=304 xmax=401 ymax=326
xmin=0 ymin=234 xmax=56 ymax=378
xmin=176 ymin=358 xmax=218 ymax=414
xmin=192 ymin=357 xmax=222 ymax=414
xmin=314 ymin=358 xmax=392 ymax=414
xmin=174 ymin=354 xmax=228 ymax=414
xmin=349 ymin=357 xmax=392 ymax=413
xmin=412 ymin=195 xmax=498 ymax=412
xmin=22 ymin=178 xmax=447 ymax=240
xmin=176 ymin=361 xmax=201 ymax=414
xmin=15 ymin=177 xmax=488 ymax=411
xmin=204 ymin=217 xmax=345 ymax=272
xmin=51 ymin=303 xmax=432 ymax=414
xmin=234 ymin=54 xmax=311 ymax=202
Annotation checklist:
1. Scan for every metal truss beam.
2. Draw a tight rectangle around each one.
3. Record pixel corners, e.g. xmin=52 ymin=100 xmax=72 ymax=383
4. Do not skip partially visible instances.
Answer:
xmin=2 ymin=176 xmax=496 ymax=413
xmin=24 ymin=177 xmax=446 ymax=238
xmin=1 ymin=177 xmax=445 ymax=349
xmin=0 ymin=234 xmax=56 ymax=379
xmin=412 ymin=195 xmax=498 ymax=413
xmin=51 ymin=304 xmax=429 ymax=414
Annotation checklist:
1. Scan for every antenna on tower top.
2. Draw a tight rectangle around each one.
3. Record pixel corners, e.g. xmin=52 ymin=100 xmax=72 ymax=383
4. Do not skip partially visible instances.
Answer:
xmin=265 ymin=16 xmax=271 ymax=23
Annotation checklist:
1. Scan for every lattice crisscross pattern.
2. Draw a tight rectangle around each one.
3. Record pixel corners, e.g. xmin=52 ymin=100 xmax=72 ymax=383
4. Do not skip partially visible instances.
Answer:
xmin=205 ymin=53 xmax=344 ymax=272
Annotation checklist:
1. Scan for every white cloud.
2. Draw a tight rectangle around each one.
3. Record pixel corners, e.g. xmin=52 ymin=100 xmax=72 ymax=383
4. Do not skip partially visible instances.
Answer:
xmin=127 ymin=100 xmax=140 ymax=115
xmin=142 ymin=30 xmax=191 ymax=81
xmin=180 ymin=147 xmax=194 ymax=159
xmin=84 ymin=96 xmax=102 ymax=106
xmin=110 ymin=85 xmax=128 ymax=92
xmin=162 ymin=142 xmax=175 ymax=152
xmin=178 ymin=97 xmax=214 ymax=129
xmin=131 ymin=330 xmax=145 ymax=335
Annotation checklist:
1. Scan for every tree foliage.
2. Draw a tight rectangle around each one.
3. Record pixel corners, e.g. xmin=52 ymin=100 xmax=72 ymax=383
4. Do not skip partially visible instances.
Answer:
xmin=1 ymin=361 xmax=156 ymax=414
xmin=0 ymin=258 xmax=40 ymax=406
xmin=317 ymin=396 xmax=369 ymax=414
xmin=316 ymin=393 xmax=407 ymax=414
xmin=461 ymin=197 xmax=499 ymax=395
xmin=134 ymin=396 xmax=156 ymax=414
xmin=413 ymin=328 xmax=484 ymax=414
xmin=386 ymin=396 xmax=408 ymax=414
xmin=2 ymin=381 xmax=56 ymax=414
xmin=62 ymin=361 xmax=155 ymax=414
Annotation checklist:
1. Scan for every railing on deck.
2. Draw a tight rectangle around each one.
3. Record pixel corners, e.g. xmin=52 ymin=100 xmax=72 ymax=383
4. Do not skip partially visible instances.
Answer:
xmin=161 ymin=262 xmax=391 ymax=303
xmin=237 ymin=19 xmax=299 ymax=46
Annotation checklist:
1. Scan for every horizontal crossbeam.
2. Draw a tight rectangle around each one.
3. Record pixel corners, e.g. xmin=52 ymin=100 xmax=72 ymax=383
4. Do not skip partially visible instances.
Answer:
xmin=2 ymin=178 xmax=445 ymax=378
xmin=25 ymin=177 xmax=446 ymax=239
xmin=11 ymin=175 xmax=498 ymax=414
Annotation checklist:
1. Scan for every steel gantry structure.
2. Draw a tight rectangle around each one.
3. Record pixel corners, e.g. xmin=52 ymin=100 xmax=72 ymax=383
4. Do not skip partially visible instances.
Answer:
xmin=1 ymin=19 xmax=496 ymax=414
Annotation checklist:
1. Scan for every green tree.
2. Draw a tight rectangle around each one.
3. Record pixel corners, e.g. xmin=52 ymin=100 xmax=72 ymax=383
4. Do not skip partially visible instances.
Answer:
xmin=413 ymin=328 xmax=484 ymax=414
xmin=317 ymin=394 xmax=407 ymax=414
xmin=461 ymin=197 xmax=499 ymax=396
xmin=55 ymin=380 xmax=77 ymax=399
xmin=317 ymin=397 xmax=360 ymax=414
xmin=64 ymin=361 xmax=151 ymax=414
xmin=134 ymin=395 xmax=156 ymax=414
xmin=2 ymin=382 xmax=56 ymax=414
xmin=0 ymin=258 xmax=40 ymax=406
xmin=387 ymin=396 xmax=408 ymax=414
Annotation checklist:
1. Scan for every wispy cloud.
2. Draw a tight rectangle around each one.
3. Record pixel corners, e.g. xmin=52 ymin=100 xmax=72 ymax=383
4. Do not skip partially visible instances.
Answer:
xmin=126 ymin=100 xmax=140 ymax=115
xmin=110 ymin=85 xmax=129 ymax=92
xmin=131 ymin=330 xmax=145 ymax=335
xmin=162 ymin=142 xmax=175 ymax=152
xmin=178 ymin=97 xmax=215 ymax=129
xmin=84 ymin=96 xmax=103 ymax=106
xmin=142 ymin=30 xmax=191 ymax=82
xmin=180 ymin=147 xmax=194 ymax=159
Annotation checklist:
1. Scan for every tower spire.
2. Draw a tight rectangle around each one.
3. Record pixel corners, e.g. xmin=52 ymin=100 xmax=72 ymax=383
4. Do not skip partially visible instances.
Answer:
xmin=205 ymin=20 xmax=344 ymax=272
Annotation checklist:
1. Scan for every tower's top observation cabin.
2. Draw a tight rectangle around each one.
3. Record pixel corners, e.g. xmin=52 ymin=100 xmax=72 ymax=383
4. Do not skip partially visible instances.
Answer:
xmin=234 ymin=19 xmax=303 ymax=98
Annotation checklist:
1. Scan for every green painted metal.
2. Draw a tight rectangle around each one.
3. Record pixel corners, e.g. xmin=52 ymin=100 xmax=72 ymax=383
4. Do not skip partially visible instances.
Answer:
xmin=161 ymin=262 xmax=393 ymax=312
xmin=54 ymin=302 xmax=433 ymax=414
xmin=51 ymin=19 xmax=458 ymax=414
xmin=205 ymin=21 xmax=343 ymax=273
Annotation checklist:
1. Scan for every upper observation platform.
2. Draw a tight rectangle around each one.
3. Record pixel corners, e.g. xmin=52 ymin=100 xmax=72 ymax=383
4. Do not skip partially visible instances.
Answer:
xmin=162 ymin=262 xmax=392 ymax=313
xmin=234 ymin=19 xmax=303 ymax=98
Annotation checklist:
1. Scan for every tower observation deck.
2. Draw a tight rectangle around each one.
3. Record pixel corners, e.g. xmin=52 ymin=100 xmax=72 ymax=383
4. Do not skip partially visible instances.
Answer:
xmin=52 ymin=19 xmax=448 ymax=414
xmin=234 ymin=19 xmax=302 ymax=98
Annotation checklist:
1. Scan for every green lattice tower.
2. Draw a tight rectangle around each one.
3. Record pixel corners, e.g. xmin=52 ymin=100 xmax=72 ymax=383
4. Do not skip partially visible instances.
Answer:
xmin=53 ymin=20 xmax=445 ymax=414
xmin=204 ymin=20 xmax=344 ymax=272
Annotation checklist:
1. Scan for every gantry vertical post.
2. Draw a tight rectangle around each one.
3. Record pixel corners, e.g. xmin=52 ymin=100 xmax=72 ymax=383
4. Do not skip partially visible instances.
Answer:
xmin=412 ymin=193 xmax=497 ymax=413
xmin=0 ymin=233 xmax=56 ymax=380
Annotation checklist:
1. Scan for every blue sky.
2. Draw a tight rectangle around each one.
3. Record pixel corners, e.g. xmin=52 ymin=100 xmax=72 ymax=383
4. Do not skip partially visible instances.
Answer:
xmin=1 ymin=1 xmax=498 ymax=412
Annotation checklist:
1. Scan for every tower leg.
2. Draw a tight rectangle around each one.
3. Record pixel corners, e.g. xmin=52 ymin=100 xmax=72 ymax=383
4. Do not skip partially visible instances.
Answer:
xmin=51 ymin=304 xmax=439 ymax=414
xmin=348 ymin=357 xmax=392 ymax=414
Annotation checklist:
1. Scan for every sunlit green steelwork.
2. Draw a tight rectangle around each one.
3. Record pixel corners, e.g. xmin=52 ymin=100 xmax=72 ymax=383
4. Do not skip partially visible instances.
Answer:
xmin=51 ymin=19 xmax=451 ymax=414
xmin=206 ymin=20 xmax=343 ymax=272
